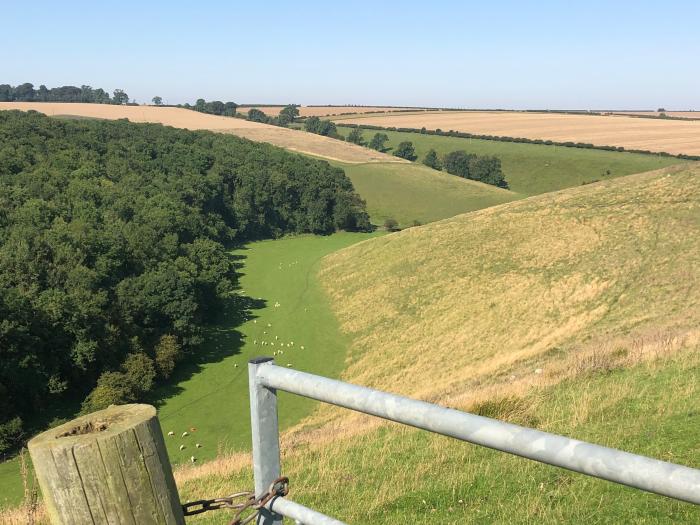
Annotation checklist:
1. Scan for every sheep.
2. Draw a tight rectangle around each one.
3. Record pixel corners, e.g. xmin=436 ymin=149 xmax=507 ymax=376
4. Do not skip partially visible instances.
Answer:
xmin=179 ymin=445 xmax=185 ymax=451
xmin=273 ymin=352 xmax=277 ymax=356
xmin=196 ymin=443 xmax=202 ymax=448
xmin=253 ymin=320 xmax=257 ymax=324
xmin=190 ymin=456 xmax=196 ymax=463
xmin=253 ymin=340 xmax=257 ymax=345
xmin=287 ymin=363 xmax=292 ymax=367
xmin=234 ymin=363 xmax=238 ymax=368
xmin=182 ymin=432 xmax=189 ymax=437
xmin=275 ymin=336 xmax=278 ymax=340
xmin=300 ymin=346 xmax=305 ymax=350
xmin=263 ymin=331 xmax=267 ymax=335
xmin=167 ymin=431 xmax=174 ymax=436
xmin=290 ymin=342 xmax=294 ymax=346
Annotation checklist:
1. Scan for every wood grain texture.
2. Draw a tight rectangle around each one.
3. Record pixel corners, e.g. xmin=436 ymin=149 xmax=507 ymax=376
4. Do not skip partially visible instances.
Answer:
xmin=28 ymin=404 xmax=184 ymax=525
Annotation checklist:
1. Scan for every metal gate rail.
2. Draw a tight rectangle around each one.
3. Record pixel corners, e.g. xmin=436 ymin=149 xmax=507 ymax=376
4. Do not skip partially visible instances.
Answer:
xmin=248 ymin=357 xmax=700 ymax=524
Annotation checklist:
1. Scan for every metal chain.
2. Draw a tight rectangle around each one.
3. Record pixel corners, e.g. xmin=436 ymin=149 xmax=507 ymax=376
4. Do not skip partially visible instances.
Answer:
xmin=181 ymin=477 xmax=289 ymax=525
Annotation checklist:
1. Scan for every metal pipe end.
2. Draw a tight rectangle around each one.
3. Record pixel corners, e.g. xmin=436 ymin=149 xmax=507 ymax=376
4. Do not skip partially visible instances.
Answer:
xmin=249 ymin=356 xmax=275 ymax=365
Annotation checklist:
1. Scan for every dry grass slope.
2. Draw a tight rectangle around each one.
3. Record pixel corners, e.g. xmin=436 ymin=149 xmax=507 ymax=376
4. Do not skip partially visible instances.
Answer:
xmin=319 ymin=164 xmax=700 ymax=400
xmin=332 ymin=110 xmax=700 ymax=156
xmin=0 ymin=103 xmax=403 ymax=164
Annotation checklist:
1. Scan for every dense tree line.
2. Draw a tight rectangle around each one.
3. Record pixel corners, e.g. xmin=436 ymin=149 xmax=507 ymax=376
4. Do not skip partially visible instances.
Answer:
xmin=0 ymin=110 xmax=370 ymax=453
xmin=304 ymin=117 xmax=340 ymax=137
xmin=182 ymin=98 xmax=239 ymax=116
xmin=0 ymin=83 xmax=129 ymax=104
xmin=440 ymin=150 xmax=508 ymax=188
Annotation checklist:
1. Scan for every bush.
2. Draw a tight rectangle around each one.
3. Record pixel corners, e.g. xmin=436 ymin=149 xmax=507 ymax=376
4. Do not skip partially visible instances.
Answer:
xmin=393 ymin=141 xmax=417 ymax=161
xmin=155 ymin=335 xmax=181 ymax=379
xmin=422 ymin=149 xmax=442 ymax=170
xmin=0 ymin=417 xmax=23 ymax=454
xmin=304 ymin=117 xmax=338 ymax=137
xmin=81 ymin=372 xmax=136 ymax=413
xmin=443 ymin=150 xmax=475 ymax=178
xmin=122 ymin=353 xmax=156 ymax=394
xmin=347 ymin=128 xmax=364 ymax=145
xmin=383 ymin=217 xmax=399 ymax=231
xmin=247 ymin=108 xmax=268 ymax=123
xmin=369 ymin=133 xmax=389 ymax=151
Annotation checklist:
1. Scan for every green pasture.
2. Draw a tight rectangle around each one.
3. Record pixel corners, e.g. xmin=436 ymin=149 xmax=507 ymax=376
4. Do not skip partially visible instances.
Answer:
xmin=339 ymin=127 xmax=682 ymax=195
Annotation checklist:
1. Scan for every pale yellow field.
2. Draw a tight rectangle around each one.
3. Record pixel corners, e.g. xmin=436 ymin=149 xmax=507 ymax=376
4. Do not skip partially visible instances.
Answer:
xmin=332 ymin=110 xmax=700 ymax=156
xmin=614 ymin=111 xmax=700 ymax=119
xmin=237 ymin=105 xmax=427 ymax=117
xmin=0 ymin=102 xmax=403 ymax=164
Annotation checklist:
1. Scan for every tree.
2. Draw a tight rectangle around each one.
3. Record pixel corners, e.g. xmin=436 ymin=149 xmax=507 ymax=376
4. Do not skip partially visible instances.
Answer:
xmin=152 ymin=96 xmax=163 ymax=106
xmin=0 ymin=84 xmax=12 ymax=102
xmin=443 ymin=150 xmax=475 ymax=178
xmin=121 ymin=353 xmax=156 ymax=394
xmin=223 ymin=102 xmax=238 ymax=116
xmin=369 ymin=133 xmax=389 ymax=151
xmin=247 ymin=108 xmax=269 ymax=123
xmin=81 ymin=372 xmax=136 ymax=413
xmin=278 ymin=105 xmax=300 ymax=126
xmin=304 ymin=117 xmax=338 ymax=137
xmin=112 ymin=89 xmax=129 ymax=105
xmin=422 ymin=149 xmax=441 ymax=170
xmin=393 ymin=141 xmax=417 ymax=161
xmin=14 ymin=83 xmax=35 ymax=101
xmin=383 ymin=217 xmax=399 ymax=231
xmin=154 ymin=335 xmax=181 ymax=378
xmin=469 ymin=156 xmax=508 ymax=188
xmin=347 ymin=128 xmax=364 ymax=145
xmin=304 ymin=116 xmax=321 ymax=133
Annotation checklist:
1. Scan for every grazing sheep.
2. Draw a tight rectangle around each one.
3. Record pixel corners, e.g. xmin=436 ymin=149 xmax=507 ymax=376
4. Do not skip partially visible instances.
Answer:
xmin=290 ymin=342 xmax=294 ymax=346
xmin=279 ymin=350 xmax=284 ymax=355
xmin=190 ymin=456 xmax=196 ymax=463
xmin=273 ymin=352 xmax=277 ymax=356
xmin=271 ymin=342 xmax=275 ymax=346
xmin=253 ymin=340 xmax=257 ymax=345
xmin=267 ymin=323 xmax=272 ymax=327
xmin=287 ymin=364 xmax=292 ymax=367
xmin=190 ymin=427 xmax=197 ymax=432
xmin=234 ymin=363 xmax=238 ymax=368
xmin=253 ymin=320 xmax=257 ymax=324
xmin=300 ymin=346 xmax=305 ymax=350
xmin=275 ymin=336 xmax=278 ymax=340
xmin=179 ymin=445 xmax=185 ymax=451
xmin=182 ymin=432 xmax=189 ymax=437
xmin=263 ymin=331 xmax=267 ymax=334
xmin=196 ymin=443 xmax=202 ymax=448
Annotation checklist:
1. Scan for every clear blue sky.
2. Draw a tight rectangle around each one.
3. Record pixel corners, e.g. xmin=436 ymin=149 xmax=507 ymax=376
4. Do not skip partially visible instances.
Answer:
xmin=3 ymin=0 xmax=698 ymax=109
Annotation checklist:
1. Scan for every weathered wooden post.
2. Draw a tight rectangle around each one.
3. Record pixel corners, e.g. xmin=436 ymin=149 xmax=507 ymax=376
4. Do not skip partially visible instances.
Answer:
xmin=28 ymin=404 xmax=185 ymax=525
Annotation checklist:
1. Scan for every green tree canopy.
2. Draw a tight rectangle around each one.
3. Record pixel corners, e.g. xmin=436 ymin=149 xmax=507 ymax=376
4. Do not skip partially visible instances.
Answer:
xmin=393 ymin=141 xmax=417 ymax=161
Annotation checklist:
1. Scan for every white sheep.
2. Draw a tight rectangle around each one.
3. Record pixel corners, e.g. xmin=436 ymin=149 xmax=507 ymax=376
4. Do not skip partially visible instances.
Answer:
xmin=273 ymin=352 xmax=277 ymax=356
xmin=196 ymin=443 xmax=202 ymax=448
xmin=167 ymin=431 xmax=174 ymax=436
xmin=253 ymin=340 xmax=257 ymax=345
xmin=253 ymin=320 xmax=257 ymax=324
xmin=190 ymin=456 xmax=196 ymax=463
xmin=182 ymin=432 xmax=189 ymax=437
xmin=287 ymin=363 xmax=292 ymax=367
xmin=179 ymin=445 xmax=185 ymax=451
xmin=275 ymin=335 xmax=278 ymax=340
xmin=234 ymin=363 xmax=238 ymax=368
xmin=300 ymin=346 xmax=305 ymax=350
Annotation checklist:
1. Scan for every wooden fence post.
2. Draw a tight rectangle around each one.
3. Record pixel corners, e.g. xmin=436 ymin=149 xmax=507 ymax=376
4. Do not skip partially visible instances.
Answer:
xmin=28 ymin=404 xmax=185 ymax=525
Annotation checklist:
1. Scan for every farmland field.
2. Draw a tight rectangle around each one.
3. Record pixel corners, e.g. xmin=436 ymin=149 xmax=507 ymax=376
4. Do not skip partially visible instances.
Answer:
xmin=0 ymin=102 xmax=403 ymax=164
xmin=343 ymin=127 xmax=684 ymax=195
xmin=236 ymin=105 xmax=429 ymax=117
xmin=614 ymin=111 xmax=700 ymax=119
xmin=331 ymin=110 xmax=700 ymax=156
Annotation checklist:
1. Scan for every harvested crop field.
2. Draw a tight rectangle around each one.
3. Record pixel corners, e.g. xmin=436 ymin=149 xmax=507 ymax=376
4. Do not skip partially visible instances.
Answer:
xmin=613 ymin=111 xmax=700 ymax=119
xmin=0 ymin=102 xmax=403 ymax=164
xmin=237 ymin=105 xmax=428 ymax=117
xmin=332 ymin=110 xmax=700 ymax=156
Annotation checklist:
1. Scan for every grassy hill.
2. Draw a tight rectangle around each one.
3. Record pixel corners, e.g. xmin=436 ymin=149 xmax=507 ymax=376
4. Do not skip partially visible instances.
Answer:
xmin=336 ymin=161 xmax=519 ymax=226
xmin=168 ymin=164 xmax=700 ymax=524
xmin=340 ymin=127 xmax=682 ymax=195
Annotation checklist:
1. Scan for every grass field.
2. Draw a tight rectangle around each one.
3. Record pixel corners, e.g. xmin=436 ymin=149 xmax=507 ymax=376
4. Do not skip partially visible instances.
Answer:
xmin=0 ymin=103 xmax=402 ymax=164
xmin=0 ymin=232 xmax=377 ymax=511
xmin=343 ymin=127 xmax=683 ymax=195
xmin=337 ymin=161 xmax=518 ymax=226
xmin=164 ymin=164 xmax=700 ymax=524
xmin=331 ymin=110 xmax=700 ymax=156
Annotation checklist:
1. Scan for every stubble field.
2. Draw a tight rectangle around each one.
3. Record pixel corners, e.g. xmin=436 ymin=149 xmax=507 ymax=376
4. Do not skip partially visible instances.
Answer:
xmin=332 ymin=110 xmax=700 ymax=156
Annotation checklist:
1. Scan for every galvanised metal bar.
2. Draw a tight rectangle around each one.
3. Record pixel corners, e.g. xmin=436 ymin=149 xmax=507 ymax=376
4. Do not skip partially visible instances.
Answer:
xmin=248 ymin=357 xmax=283 ymax=525
xmin=253 ymin=360 xmax=700 ymax=505
xmin=266 ymin=497 xmax=348 ymax=525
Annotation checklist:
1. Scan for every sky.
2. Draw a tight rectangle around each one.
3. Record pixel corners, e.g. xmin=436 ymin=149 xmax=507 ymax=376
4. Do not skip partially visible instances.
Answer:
xmin=2 ymin=0 xmax=699 ymax=109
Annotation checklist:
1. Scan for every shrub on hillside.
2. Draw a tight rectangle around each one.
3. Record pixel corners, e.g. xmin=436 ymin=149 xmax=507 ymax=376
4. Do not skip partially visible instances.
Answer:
xmin=347 ymin=127 xmax=365 ymax=145
xmin=369 ymin=132 xmax=389 ymax=151
xmin=423 ymin=149 xmax=442 ymax=170
xmin=247 ymin=108 xmax=269 ymax=123
xmin=305 ymin=116 xmax=339 ymax=137
xmin=155 ymin=335 xmax=182 ymax=379
xmin=384 ymin=217 xmax=399 ymax=231
xmin=443 ymin=150 xmax=476 ymax=178
xmin=393 ymin=141 xmax=417 ymax=161
xmin=0 ymin=417 xmax=23 ymax=455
